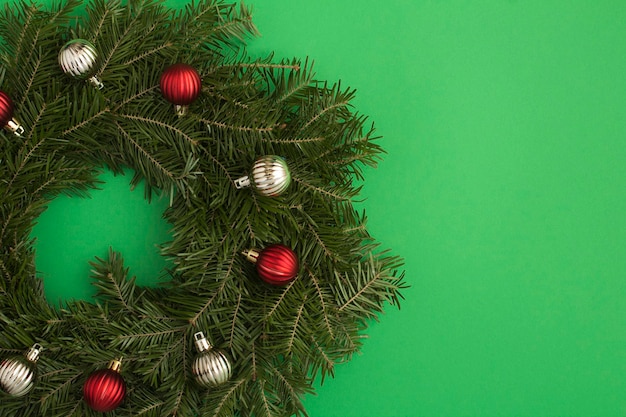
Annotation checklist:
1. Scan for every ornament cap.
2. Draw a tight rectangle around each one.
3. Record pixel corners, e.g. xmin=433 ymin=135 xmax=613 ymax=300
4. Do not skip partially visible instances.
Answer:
xmin=175 ymin=104 xmax=188 ymax=116
xmin=88 ymin=76 xmax=104 ymax=90
xmin=194 ymin=332 xmax=212 ymax=353
xmin=234 ymin=175 xmax=251 ymax=189
xmin=108 ymin=358 xmax=123 ymax=373
xmin=5 ymin=118 xmax=24 ymax=136
xmin=242 ymin=248 xmax=260 ymax=263
xmin=25 ymin=343 xmax=42 ymax=363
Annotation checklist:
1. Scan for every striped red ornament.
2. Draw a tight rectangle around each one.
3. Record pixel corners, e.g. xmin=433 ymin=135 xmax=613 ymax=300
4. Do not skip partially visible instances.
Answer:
xmin=0 ymin=90 xmax=24 ymax=136
xmin=83 ymin=359 xmax=126 ymax=412
xmin=243 ymin=244 xmax=299 ymax=286
xmin=0 ymin=91 xmax=15 ymax=126
xmin=159 ymin=63 xmax=201 ymax=106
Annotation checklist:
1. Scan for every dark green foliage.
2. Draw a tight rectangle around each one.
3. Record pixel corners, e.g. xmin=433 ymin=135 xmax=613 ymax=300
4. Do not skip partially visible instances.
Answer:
xmin=0 ymin=0 xmax=406 ymax=415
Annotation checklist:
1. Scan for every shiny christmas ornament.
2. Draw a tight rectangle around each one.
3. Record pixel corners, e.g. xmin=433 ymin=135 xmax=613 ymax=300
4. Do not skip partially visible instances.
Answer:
xmin=192 ymin=332 xmax=232 ymax=387
xmin=234 ymin=156 xmax=291 ymax=197
xmin=0 ymin=343 xmax=42 ymax=397
xmin=160 ymin=63 xmax=202 ymax=115
xmin=83 ymin=358 xmax=126 ymax=412
xmin=243 ymin=244 xmax=299 ymax=286
xmin=58 ymin=39 xmax=103 ymax=89
xmin=0 ymin=90 xmax=24 ymax=136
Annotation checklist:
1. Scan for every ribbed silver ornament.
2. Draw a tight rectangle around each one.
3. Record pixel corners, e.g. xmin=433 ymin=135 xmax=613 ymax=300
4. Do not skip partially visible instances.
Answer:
xmin=234 ymin=155 xmax=291 ymax=197
xmin=0 ymin=343 xmax=42 ymax=397
xmin=58 ymin=39 xmax=103 ymax=89
xmin=191 ymin=332 xmax=232 ymax=388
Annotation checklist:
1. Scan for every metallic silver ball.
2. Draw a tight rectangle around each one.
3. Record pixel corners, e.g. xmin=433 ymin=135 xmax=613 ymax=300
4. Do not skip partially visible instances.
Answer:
xmin=234 ymin=156 xmax=292 ymax=196
xmin=192 ymin=349 xmax=232 ymax=387
xmin=191 ymin=332 xmax=232 ymax=387
xmin=0 ymin=343 xmax=41 ymax=398
xmin=251 ymin=156 xmax=291 ymax=196
xmin=58 ymin=39 xmax=99 ymax=78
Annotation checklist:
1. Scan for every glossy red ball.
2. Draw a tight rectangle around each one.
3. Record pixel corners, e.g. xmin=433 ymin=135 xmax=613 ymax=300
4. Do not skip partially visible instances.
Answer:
xmin=83 ymin=369 xmax=126 ymax=412
xmin=0 ymin=91 xmax=15 ymax=126
xmin=159 ymin=63 xmax=202 ymax=105
xmin=256 ymin=244 xmax=299 ymax=286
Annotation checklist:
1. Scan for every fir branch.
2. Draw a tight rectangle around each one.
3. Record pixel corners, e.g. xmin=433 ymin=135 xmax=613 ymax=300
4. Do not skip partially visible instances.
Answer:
xmin=307 ymin=267 xmax=335 ymax=339
xmin=38 ymin=371 xmax=83 ymax=406
xmin=210 ymin=378 xmax=246 ymax=417
xmin=189 ymin=253 xmax=235 ymax=326
xmin=300 ymin=99 xmax=350 ymax=132
xmin=135 ymin=400 xmax=165 ymax=416
xmin=308 ymin=224 xmax=334 ymax=259
xmin=20 ymin=28 xmax=41 ymax=82
xmin=228 ymin=291 xmax=242 ymax=350
xmin=18 ymin=47 xmax=41 ymax=108
xmin=88 ymin=5 xmax=110 ymax=43
xmin=291 ymin=177 xmax=351 ymax=201
xmin=62 ymin=107 xmax=110 ymax=136
xmin=95 ymin=11 xmax=142 ymax=77
xmin=146 ymin=337 xmax=184 ymax=384
xmin=260 ymin=135 xmax=324 ymax=144
xmin=264 ymin=278 xmax=298 ymax=321
xmin=113 ymin=85 xmax=159 ymax=111
xmin=201 ymin=117 xmax=276 ymax=134
xmin=120 ymin=114 xmax=199 ymax=146
xmin=270 ymin=366 xmax=303 ymax=411
xmin=123 ymin=41 xmax=173 ymax=66
xmin=287 ymin=295 xmax=307 ymax=355
xmin=31 ymin=175 xmax=56 ymax=197
xmin=0 ymin=258 xmax=11 ymax=283
xmin=2 ymin=136 xmax=47 ymax=199
xmin=274 ymin=59 xmax=312 ymax=104
xmin=114 ymin=326 xmax=186 ymax=347
xmin=115 ymin=121 xmax=175 ymax=179
xmin=218 ymin=62 xmax=301 ymax=72
xmin=170 ymin=388 xmax=185 ymax=417
xmin=207 ymin=152 xmax=234 ymax=183
xmin=251 ymin=341 xmax=258 ymax=381
xmin=110 ymin=272 xmax=132 ymax=311
xmin=0 ymin=212 xmax=12 ymax=243
xmin=259 ymin=380 xmax=272 ymax=416
xmin=202 ymin=86 xmax=249 ymax=109
xmin=24 ymin=97 xmax=50 ymax=140
xmin=12 ymin=4 xmax=36 ymax=64
xmin=66 ymin=402 xmax=81 ymax=417
xmin=311 ymin=336 xmax=335 ymax=376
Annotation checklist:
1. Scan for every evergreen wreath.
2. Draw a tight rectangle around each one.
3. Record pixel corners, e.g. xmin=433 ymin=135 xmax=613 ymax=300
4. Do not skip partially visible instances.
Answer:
xmin=0 ymin=0 xmax=406 ymax=416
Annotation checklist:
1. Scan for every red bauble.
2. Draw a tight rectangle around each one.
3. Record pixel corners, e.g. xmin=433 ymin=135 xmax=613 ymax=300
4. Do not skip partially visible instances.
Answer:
xmin=83 ymin=360 xmax=126 ymax=413
xmin=0 ymin=91 xmax=15 ymax=126
xmin=250 ymin=244 xmax=299 ymax=286
xmin=159 ymin=63 xmax=202 ymax=106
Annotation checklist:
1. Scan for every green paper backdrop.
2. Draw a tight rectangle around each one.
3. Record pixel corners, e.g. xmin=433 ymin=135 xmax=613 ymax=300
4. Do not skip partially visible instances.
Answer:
xmin=28 ymin=1 xmax=626 ymax=416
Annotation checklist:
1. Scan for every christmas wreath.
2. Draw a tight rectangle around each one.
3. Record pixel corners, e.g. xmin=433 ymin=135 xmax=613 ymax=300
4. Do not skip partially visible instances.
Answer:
xmin=0 ymin=0 xmax=406 ymax=416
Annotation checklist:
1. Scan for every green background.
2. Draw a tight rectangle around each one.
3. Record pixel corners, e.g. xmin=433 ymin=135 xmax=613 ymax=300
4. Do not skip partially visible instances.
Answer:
xmin=30 ymin=1 xmax=626 ymax=416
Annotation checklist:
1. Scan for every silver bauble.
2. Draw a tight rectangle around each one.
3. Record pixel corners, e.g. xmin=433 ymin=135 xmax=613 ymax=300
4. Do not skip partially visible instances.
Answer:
xmin=191 ymin=332 xmax=232 ymax=388
xmin=58 ymin=39 xmax=103 ymax=89
xmin=234 ymin=155 xmax=291 ymax=197
xmin=0 ymin=343 xmax=42 ymax=397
